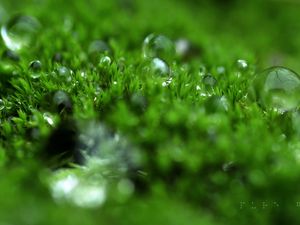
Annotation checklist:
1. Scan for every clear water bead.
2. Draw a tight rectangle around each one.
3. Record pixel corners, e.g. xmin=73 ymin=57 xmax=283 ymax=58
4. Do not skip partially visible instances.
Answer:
xmin=142 ymin=34 xmax=175 ymax=62
xmin=1 ymin=15 xmax=41 ymax=51
xmin=250 ymin=66 xmax=300 ymax=112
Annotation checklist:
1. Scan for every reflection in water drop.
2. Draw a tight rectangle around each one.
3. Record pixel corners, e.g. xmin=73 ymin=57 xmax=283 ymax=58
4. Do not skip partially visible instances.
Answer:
xmin=1 ymin=15 xmax=41 ymax=51
xmin=250 ymin=66 xmax=300 ymax=113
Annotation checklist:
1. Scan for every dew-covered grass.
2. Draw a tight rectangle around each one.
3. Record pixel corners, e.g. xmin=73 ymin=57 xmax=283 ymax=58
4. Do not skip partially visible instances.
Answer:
xmin=1 ymin=0 xmax=300 ymax=224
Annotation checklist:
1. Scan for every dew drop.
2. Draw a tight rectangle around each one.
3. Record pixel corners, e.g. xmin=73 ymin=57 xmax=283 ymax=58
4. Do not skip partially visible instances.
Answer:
xmin=199 ymin=65 xmax=207 ymax=76
xmin=216 ymin=66 xmax=226 ymax=75
xmin=88 ymin=40 xmax=111 ymax=63
xmin=142 ymin=34 xmax=175 ymax=62
xmin=98 ymin=55 xmax=112 ymax=68
xmin=53 ymin=90 xmax=73 ymax=114
xmin=250 ymin=66 xmax=300 ymax=112
xmin=236 ymin=59 xmax=248 ymax=70
xmin=1 ymin=15 xmax=41 ymax=51
xmin=57 ymin=66 xmax=73 ymax=82
xmin=28 ymin=60 xmax=42 ymax=79
xmin=202 ymin=74 xmax=217 ymax=87
xmin=29 ymin=60 xmax=42 ymax=71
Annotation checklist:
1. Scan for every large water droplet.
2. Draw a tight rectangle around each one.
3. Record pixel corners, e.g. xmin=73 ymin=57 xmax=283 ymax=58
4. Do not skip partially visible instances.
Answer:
xmin=142 ymin=34 xmax=175 ymax=62
xmin=1 ymin=15 xmax=41 ymax=51
xmin=250 ymin=66 xmax=300 ymax=112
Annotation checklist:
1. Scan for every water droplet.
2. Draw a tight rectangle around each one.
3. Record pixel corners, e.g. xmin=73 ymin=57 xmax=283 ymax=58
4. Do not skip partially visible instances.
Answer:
xmin=202 ymin=74 xmax=217 ymax=87
xmin=57 ymin=66 xmax=73 ymax=82
xmin=150 ymin=57 xmax=170 ymax=76
xmin=1 ymin=15 xmax=41 ymax=51
xmin=199 ymin=65 xmax=207 ymax=76
xmin=250 ymin=66 xmax=300 ymax=112
xmin=142 ymin=34 xmax=175 ymax=62
xmin=53 ymin=90 xmax=73 ymax=114
xmin=29 ymin=60 xmax=42 ymax=71
xmin=98 ymin=55 xmax=112 ymax=68
xmin=236 ymin=59 xmax=248 ymax=70
xmin=28 ymin=60 xmax=42 ymax=79
xmin=57 ymin=66 xmax=70 ymax=76
xmin=216 ymin=66 xmax=226 ymax=75
xmin=88 ymin=40 xmax=111 ymax=64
